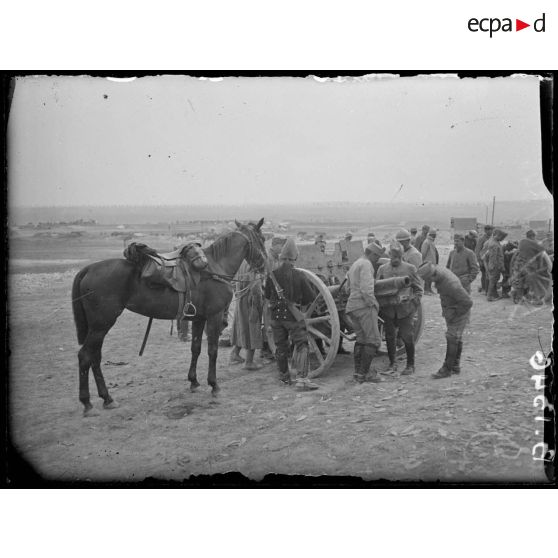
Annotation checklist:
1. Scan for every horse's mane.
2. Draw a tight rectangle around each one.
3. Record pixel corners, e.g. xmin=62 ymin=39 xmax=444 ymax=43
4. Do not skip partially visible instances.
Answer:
xmin=205 ymin=223 xmax=262 ymax=263
xmin=205 ymin=231 xmax=237 ymax=262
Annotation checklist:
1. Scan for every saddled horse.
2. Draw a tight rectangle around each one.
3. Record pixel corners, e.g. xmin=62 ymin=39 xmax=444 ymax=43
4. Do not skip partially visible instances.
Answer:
xmin=72 ymin=218 xmax=267 ymax=415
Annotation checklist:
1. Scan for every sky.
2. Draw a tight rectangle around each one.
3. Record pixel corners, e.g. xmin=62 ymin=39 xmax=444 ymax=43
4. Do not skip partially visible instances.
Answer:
xmin=7 ymin=74 xmax=552 ymax=207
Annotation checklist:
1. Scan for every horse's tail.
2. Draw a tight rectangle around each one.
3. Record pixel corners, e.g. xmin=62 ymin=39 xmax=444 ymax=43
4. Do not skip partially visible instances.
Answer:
xmin=72 ymin=266 xmax=90 ymax=345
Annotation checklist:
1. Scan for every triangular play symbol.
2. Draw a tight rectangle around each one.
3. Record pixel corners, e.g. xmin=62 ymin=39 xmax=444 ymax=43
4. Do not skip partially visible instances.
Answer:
xmin=516 ymin=19 xmax=530 ymax=31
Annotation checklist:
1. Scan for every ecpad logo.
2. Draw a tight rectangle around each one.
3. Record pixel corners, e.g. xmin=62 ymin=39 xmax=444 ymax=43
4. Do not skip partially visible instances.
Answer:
xmin=468 ymin=13 xmax=546 ymax=37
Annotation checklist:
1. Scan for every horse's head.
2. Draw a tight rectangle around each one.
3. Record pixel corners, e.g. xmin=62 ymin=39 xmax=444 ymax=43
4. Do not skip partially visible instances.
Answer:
xmin=235 ymin=218 xmax=267 ymax=272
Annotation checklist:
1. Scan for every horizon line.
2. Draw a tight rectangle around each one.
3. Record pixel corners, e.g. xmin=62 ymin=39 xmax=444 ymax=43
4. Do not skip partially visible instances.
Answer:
xmin=9 ymin=198 xmax=553 ymax=209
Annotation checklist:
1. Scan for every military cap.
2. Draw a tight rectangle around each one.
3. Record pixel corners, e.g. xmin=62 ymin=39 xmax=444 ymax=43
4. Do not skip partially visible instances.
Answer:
xmin=365 ymin=243 xmax=387 ymax=258
xmin=279 ymin=237 xmax=298 ymax=260
xmin=417 ymin=261 xmax=435 ymax=278
xmin=395 ymin=228 xmax=411 ymax=242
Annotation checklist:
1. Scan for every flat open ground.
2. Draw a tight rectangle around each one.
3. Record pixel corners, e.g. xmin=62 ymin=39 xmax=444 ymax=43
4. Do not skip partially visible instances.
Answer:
xmin=8 ymin=231 xmax=553 ymax=483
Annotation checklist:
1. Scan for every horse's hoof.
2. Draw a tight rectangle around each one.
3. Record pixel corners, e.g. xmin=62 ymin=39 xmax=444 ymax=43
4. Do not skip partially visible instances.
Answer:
xmin=103 ymin=400 xmax=119 ymax=410
xmin=83 ymin=407 xmax=100 ymax=417
xmin=190 ymin=382 xmax=200 ymax=392
xmin=211 ymin=386 xmax=221 ymax=397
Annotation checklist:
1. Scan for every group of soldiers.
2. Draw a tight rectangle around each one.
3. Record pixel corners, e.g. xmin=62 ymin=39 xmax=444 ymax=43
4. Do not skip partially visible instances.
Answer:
xmin=344 ymin=230 xmax=471 ymax=384
xmin=227 ymin=223 xmax=552 ymax=390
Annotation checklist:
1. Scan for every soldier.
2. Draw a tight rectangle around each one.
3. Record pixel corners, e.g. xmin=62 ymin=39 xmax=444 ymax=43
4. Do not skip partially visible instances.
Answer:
xmin=264 ymin=238 xmax=319 ymax=390
xmin=510 ymin=229 xmax=546 ymax=303
xmin=314 ymin=233 xmax=326 ymax=253
xmin=268 ymin=235 xmax=286 ymax=271
xmin=345 ymin=244 xmax=384 ymax=383
xmin=475 ymin=225 xmax=494 ymax=294
xmin=410 ymin=227 xmax=418 ymax=244
xmin=417 ymin=262 xmax=473 ymax=379
xmin=229 ymin=260 xmax=264 ymax=370
xmin=501 ymin=240 xmax=518 ymax=299
xmin=446 ymin=234 xmax=479 ymax=294
xmin=376 ymin=242 xmax=423 ymax=375
xmin=464 ymin=230 xmax=478 ymax=252
xmin=420 ymin=230 xmax=439 ymax=294
xmin=367 ymin=232 xmax=383 ymax=248
xmin=341 ymin=231 xmax=354 ymax=263
xmin=395 ymin=228 xmax=422 ymax=269
xmin=413 ymin=224 xmax=431 ymax=251
xmin=484 ymin=228 xmax=508 ymax=301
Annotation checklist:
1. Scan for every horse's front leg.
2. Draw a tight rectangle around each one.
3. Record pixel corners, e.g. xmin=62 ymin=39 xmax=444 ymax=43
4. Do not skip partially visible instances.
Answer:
xmin=206 ymin=313 xmax=222 ymax=396
xmin=188 ymin=319 xmax=205 ymax=391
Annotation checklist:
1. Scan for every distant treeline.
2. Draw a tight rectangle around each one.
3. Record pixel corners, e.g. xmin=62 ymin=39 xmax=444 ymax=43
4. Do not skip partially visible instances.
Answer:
xmin=9 ymin=200 xmax=552 ymax=227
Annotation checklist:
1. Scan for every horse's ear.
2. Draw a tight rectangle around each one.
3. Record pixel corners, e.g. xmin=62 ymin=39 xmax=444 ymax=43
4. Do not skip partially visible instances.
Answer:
xmin=235 ymin=219 xmax=242 ymax=228
xmin=256 ymin=218 xmax=264 ymax=230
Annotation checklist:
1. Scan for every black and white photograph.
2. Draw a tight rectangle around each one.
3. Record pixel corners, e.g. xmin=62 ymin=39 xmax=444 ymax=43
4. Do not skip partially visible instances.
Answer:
xmin=5 ymin=73 xmax=554 ymax=485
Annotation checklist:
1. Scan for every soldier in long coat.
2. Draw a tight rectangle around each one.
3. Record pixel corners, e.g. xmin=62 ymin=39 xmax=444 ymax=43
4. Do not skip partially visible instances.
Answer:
xmin=229 ymin=260 xmax=264 ymax=370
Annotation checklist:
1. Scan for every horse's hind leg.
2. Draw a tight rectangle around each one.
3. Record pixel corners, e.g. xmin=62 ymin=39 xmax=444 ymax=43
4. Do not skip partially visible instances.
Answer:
xmin=89 ymin=329 xmax=119 ymax=410
xmin=188 ymin=319 xmax=205 ymax=391
xmin=79 ymin=329 xmax=117 ymax=415
xmin=78 ymin=345 xmax=95 ymax=416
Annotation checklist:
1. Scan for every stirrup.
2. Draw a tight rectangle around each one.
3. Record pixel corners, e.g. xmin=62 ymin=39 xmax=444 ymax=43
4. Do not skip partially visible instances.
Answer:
xmin=183 ymin=302 xmax=197 ymax=318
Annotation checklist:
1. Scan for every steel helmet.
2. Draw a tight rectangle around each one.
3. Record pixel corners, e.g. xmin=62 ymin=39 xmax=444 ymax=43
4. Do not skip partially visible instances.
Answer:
xmin=395 ymin=228 xmax=411 ymax=242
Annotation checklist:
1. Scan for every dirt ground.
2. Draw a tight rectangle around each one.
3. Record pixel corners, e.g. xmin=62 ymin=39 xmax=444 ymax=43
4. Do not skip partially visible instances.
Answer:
xmin=8 ymin=235 xmax=554 ymax=483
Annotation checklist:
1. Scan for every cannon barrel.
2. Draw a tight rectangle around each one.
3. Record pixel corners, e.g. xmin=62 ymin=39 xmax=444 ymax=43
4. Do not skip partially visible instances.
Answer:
xmin=374 ymin=276 xmax=411 ymax=296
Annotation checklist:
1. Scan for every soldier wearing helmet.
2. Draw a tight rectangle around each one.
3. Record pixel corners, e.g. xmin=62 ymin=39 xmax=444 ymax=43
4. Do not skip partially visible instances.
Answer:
xmin=395 ymin=228 xmax=422 ymax=269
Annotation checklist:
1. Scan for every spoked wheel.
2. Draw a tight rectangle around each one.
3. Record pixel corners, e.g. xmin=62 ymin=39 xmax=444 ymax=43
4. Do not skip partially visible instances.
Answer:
xmin=264 ymin=269 xmax=340 ymax=378
xmin=296 ymin=269 xmax=340 ymax=378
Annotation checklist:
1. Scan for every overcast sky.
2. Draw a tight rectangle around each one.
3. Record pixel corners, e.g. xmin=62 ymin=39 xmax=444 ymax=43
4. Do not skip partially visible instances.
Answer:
xmin=7 ymin=74 xmax=551 ymax=207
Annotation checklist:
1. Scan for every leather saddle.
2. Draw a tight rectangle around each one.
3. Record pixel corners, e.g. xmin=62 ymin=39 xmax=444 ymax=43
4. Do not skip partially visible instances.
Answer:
xmin=124 ymin=242 xmax=208 ymax=293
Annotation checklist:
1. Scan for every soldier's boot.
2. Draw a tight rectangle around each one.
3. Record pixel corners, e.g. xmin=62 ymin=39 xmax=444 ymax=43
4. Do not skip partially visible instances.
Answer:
xmin=276 ymin=355 xmax=291 ymax=385
xmin=384 ymin=335 xmax=398 ymax=373
xmin=401 ymin=342 xmax=415 ymax=375
xmin=352 ymin=342 xmax=363 ymax=381
xmin=451 ymin=341 xmax=463 ymax=375
xmin=432 ymin=336 xmax=458 ymax=379
xmin=295 ymin=348 xmax=319 ymax=390
xmin=360 ymin=344 xmax=381 ymax=383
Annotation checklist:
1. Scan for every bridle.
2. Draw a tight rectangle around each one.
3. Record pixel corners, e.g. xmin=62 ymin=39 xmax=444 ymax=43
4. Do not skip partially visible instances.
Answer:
xmin=234 ymin=227 xmax=267 ymax=272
